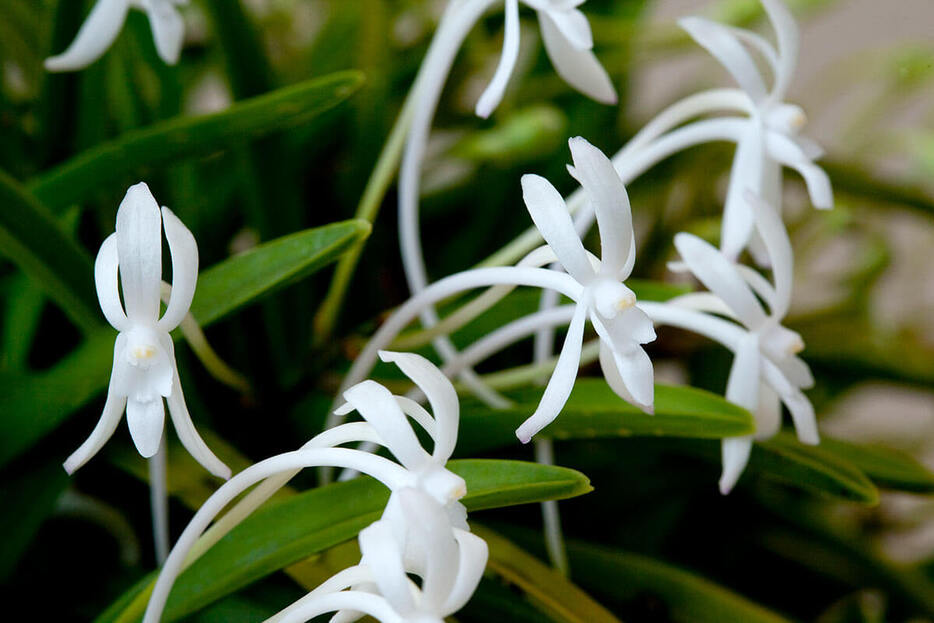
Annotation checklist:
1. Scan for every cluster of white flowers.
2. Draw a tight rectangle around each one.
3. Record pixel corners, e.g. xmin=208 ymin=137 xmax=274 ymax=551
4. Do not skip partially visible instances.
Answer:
xmin=58 ymin=0 xmax=833 ymax=619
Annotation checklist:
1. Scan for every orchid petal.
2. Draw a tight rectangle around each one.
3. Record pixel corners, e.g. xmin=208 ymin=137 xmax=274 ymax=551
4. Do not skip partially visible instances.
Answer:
xmin=546 ymin=8 xmax=593 ymax=50
xmin=678 ymin=16 xmax=768 ymax=102
xmin=116 ymin=183 xmax=163 ymax=324
xmin=126 ymin=397 xmax=165 ymax=458
xmin=721 ymin=126 xmax=766 ymax=261
xmin=158 ymin=207 xmax=198 ymax=332
xmin=611 ymin=345 xmax=654 ymax=411
xmin=379 ymin=351 xmax=459 ymax=462
xmin=520 ymin=174 xmax=594 ymax=284
xmin=719 ymin=437 xmax=753 ymax=494
xmin=475 ymin=0 xmax=520 ymax=119
xmin=792 ymin=134 xmax=825 ymax=160
xmin=744 ymin=191 xmax=793 ymax=318
xmin=599 ymin=342 xmax=637 ymax=406
xmin=778 ymin=355 xmax=814 ymax=390
xmin=765 ymin=132 xmax=833 ymax=209
xmin=146 ymin=0 xmax=185 ymax=65
xmin=358 ymin=521 xmax=416 ymax=616
xmin=442 ymin=530 xmax=490 ymax=613
xmin=399 ymin=489 xmax=458 ymax=613
xmin=783 ymin=389 xmax=819 ymax=445
xmin=725 ymin=332 xmax=761 ymax=411
xmin=94 ymin=233 xmax=129 ymax=331
xmin=63 ymin=335 xmax=130 ymax=474
xmin=394 ymin=396 xmax=438 ymax=441
xmin=761 ymin=0 xmax=799 ymax=101
xmin=755 ymin=382 xmax=782 ymax=440
xmin=674 ymin=232 xmax=768 ymax=329
xmin=516 ymin=302 xmax=587 ymax=443
xmin=566 ymin=137 xmax=634 ymax=278
xmin=44 ymin=0 xmax=130 ymax=72
xmin=343 ymin=381 xmax=429 ymax=469
xmin=615 ymin=306 xmax=656 ymax=345
xmin=538 ymin=11 xmax=617 ymax=105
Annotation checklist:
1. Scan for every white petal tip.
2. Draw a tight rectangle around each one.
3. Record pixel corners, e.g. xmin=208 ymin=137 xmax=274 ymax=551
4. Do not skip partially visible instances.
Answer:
xmin=214 ymin=465 xmax=232 ymax=480
xmin=334 ymin=402 xmax=354 ymax=416
xmin=62 ymin=460 xmax=79 ymax=476
xmin=515 ymin=428 xmax=534 ymax=444
xmin=718 ymin=479 xmax=736 ymax=495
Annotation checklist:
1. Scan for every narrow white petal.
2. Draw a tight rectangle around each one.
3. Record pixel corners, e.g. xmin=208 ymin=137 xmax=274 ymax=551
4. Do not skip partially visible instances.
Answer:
xmin=398 ymin=489 xmax=458 ymax=613
xmin=719 ymin=437 xmax=753 ymax=494
xmin=146 ymin=0 xmax=185 ymax=65
xmin=158 ymin=206 xmax=198 ymax=332
xmin=720 ymin=126 xmax=766 ymax=261
xmin=126 ymin=398 xmax=166 ymax=458
xmin=783 ymin=389 xmax=819 ymax=445
xmin=678 ymin=16 xmax=768 ymax=102
xmin=343 ymin=381 xmax=429 ymax=469
xmin=520 ymin=174 xmax=594 ymax=284
xmin=442 ymin=529 xmax=490 ymax=613
xmin=744 ymin=191 xmax=792 ymax=317
xmin=599 ymin=342 xmax=637 ymax=406
xmin=538 ymin=11 xmax=617 ymax=105
xmin=761 ymin=0 xmax=799 ymax=101
xmin=778 ymin=355 xmax=814 ymax=390
xmin=793 ymin=134 xmax=825 ymax=161
xmin=725 ymin=332 xmax=761 ymax=411
xmin=765 ymin=131 xmax=833 ymax=209
xmin=615 ymin=306 xmax=656 ymax=345
xmin=394 ymin=396 xmax=438 ymax=440
xmin=94 ymin=233 xmax=129 ymax=331
xmin=116 ymin=183 xmax=163 ymax=324
xmin=44 ymin=0 xmax=130 ymax=72
xmin=358 ymin=521 xmax=416 ymax=616
xmin=754 ymin=382 xmax=782 ymax=440
xmin=546 ymin=8 xmax=593 ymax=50
xmin=611 ymin=346 xmax=654 ymax=410
xmin=516 ymin=302 xmax=587 ymax=443
xmin=475 ymin=0 xmax=520 ymax=119
xmin=566 ymin=137 xmax=633 ymax=278
xmin=674 ymin=232 xmax=768 ymax=329
xmin=161 ymin=335 xmax=231 ymax=479
xmin=379 ymin=351 xmax=459 ymax=462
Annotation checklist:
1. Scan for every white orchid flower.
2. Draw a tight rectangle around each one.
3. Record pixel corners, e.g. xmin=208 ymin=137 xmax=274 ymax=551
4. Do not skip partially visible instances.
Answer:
xmin=516 ymin=136 xmax=655 ymax=443
xmin=273 ymin=487 xmax=488 ymax=623
xmin=475 ymin=0 xmax=617 ymax=118
xmin=45 ymin=0 xmax=188 ymax=72
xmin=680 ymin=0 xmax=832 ymax=261
xmin=64 ymin=182 xmax=230 ymax=480
xmin=672 ymin=192 xmax=818 ymax=494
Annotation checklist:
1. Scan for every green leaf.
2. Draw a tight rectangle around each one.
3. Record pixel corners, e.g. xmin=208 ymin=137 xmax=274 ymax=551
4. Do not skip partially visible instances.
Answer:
xmin=456 ymin=379 xmax=755 ymax=455
xmin=472 ymin=525 xmax=621 ymax=623
xmin=0 ymin=169 xmax=100 ymax=332
xmin=0 ymin=220 xmax=370 ymax=468
xmin=97 ymin=459 xmax=592 ymax=623
xmin=565 ymin=539 xmax=792 ymax=623
xmin=29 ymin=71 xmax=365 ymax=211
xmin=818 ymin=438 xmax=934 ymax=493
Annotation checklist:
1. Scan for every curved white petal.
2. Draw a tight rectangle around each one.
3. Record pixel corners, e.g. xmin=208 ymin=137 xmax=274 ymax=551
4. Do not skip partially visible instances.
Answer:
xmin=792 ymin=134 xmax=825 ymax=161
xmin=611 ymin=345 xmax=654 ymax=411
xmin=783 ymin=389 xmax=819 ymax=445
xmin=615 ymin=306 xmax=656 ymax=345
xmin=94 ymin=233 xmax=129 ymax=331
xmin=736 ymin=264 xmax=778 ymax=314
xmin=744 ymin=191 xmax=792 ymax=318
xmin=777 ymin=354 xmax=814 ymax=390
xmin=765 ymin=132 xmax=833 ymax=209
xmin=761 ymin=0 xmax=799 ymax=101
xmin=394 ymin=396 xmax=438 ymax=440
xmin=721 ymin=125 xmax=766 ymax=261
xmin=515 ymin=302 xmax=587 ymax=443
xmin=126 ymin=397 xmax=166 ymax=458
xmin=146 ymin=0 xmax=185 ymax=65
xmin=725 ymin=332 xmax=761 ymax=411
xmin=599 ymin=342 xmax=637 ymax=406
xmin=475 ymin=0 xmax=521 ymax=119
xmin=63 ymin=335 xmax=130 ymax=474
xmin=678 ymin=16 xmax=768 ymax=103
xmin=358 ymin=521 xmax=416 ymax=616
xmin=674 ymin=232 xmax=768 ymax=329
xmin=158 ymin=207 xmax=198 ymax=332
xmin=116 ymin=183 xmax=163 ymax=324
xmin=538 ymin=11 xmax=617 ymax=105
xmin=442 ymin=529 xmax=489 ymax=614
xmin=44 ymin=0 xmax=130 ymax=72
xmin=754 ymin=382 xmax=782 ymax=440
xmin=719 ymin=436 xmax=753 ymax=494
xmin=546 ymin=8 xmax=593 ymax=50
xmin=398 ymin=489 xmax=458 ymax=613
xmin=520 ymin=174 xmax=594 ymax=284
xmin=343 ymin=381 xmax=429 ymax=470
xmin=566 ymin=137 xmax=634 ymax=278
xmin=379 ymin=351 xmax=459 ymax=462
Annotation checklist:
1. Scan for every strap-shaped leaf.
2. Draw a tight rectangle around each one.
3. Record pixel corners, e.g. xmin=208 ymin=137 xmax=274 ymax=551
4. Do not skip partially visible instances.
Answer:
xmin=29 ymin=71 xmax=364 ymax=211
xmin=95 ymin=459 xmax=592 ymax=623
xmin=818 ymin=437 xmax=934 ymax=493
xmin=0 ymin=220 xmax=370 ymax=468
xmin=0 ymin=169 xmax=100 ymax=331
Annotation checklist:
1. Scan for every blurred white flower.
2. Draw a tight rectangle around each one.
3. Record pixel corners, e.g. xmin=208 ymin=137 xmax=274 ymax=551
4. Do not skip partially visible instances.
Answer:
xmin=45 ymin=0 xmax=188 ymax=72
xmin=516 ymin=137 xmax=655 ymax=443
xmin=64 ymin=182 xmax=230 ymax=480
xmin=476 ymin=0 xmax=617 ymax=118
xmin=672 ymin=192 xmax=818 ymax=494
xmin=680 ymin=0 xmax=832 ymax=262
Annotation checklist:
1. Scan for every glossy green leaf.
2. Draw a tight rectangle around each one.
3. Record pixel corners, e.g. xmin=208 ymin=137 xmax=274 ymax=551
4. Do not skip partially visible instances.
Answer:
xmin=0 ymin=220 xmax=370 ymax=467
xmin=0 ymin=169 xmax=100 ymax=332
xmin=98 ymin=459 xmax=592 ymax=623
xmin=819 ymin=438 xmax=934 ymax=493
xmin=456 ymin=379 xmax=755 ymax=455
xmin=30 ymin=71 xmax=364 ymax=211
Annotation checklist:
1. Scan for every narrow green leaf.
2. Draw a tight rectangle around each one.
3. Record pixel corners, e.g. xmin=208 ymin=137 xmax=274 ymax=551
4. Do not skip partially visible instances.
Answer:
xmin=0 ymin=169 xmax=99 ymax=331
xmin=456 ymin=379 xmax=755 ymax=455
xmin=97 ymin=459 xmax=592 ymax=623
xmin=0 ymin=220 xmax=371 ymax=467
xmin=818 ymin=438 xmax=934 ymax=493
xmin=30 ymin=71 xmax=365 ymax=211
